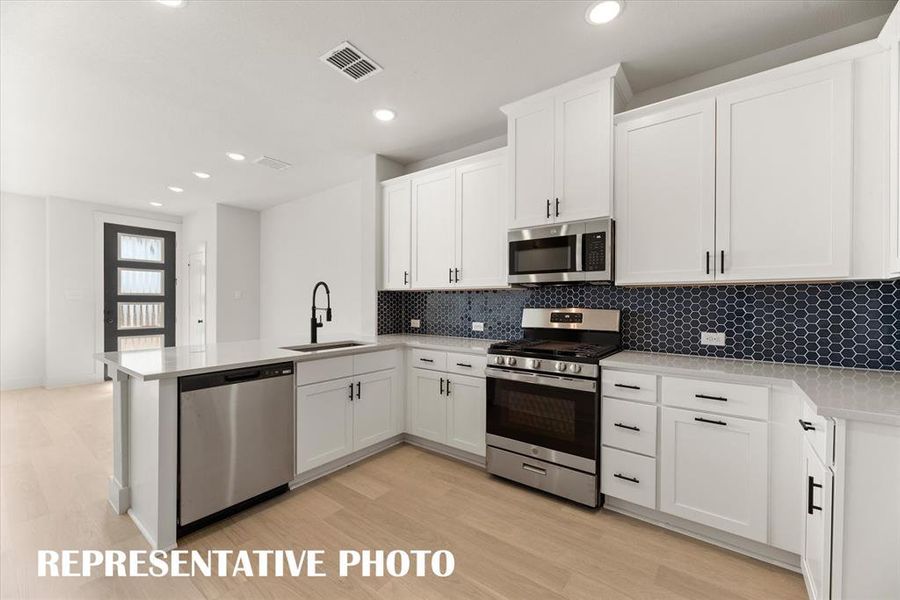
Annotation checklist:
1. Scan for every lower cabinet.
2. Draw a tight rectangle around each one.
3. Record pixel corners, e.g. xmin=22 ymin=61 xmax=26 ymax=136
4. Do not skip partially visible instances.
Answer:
xmin=354 ymin=370 xmax=399 ymax=449
xmin=408 ymin=365 xmax=486 ymax=457
xmin=659 ymin=405 xmax=768 ymax=542
xmin=801 ymin=436 xmax=832 ymax=600
xmin=408 ymin=369 xmax=446 ymax=442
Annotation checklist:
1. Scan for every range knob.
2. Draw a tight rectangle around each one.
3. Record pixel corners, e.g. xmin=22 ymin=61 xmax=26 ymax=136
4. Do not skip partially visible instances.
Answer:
xmin=493 ymin=356 xmax=505 ymax=365
xmin=569 ymin=364 xmax=582 ymax=374
xmin=529 ymin=359 xmax=542 ymax=369
xmin=507 ymin=357 xmax=518 ymax=366
xmin=555 ymin=362 xmax=567 ymax=372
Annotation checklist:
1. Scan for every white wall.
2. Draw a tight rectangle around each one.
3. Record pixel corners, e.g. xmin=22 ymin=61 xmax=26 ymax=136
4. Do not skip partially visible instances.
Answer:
xmin=216 ymin=204 xmax=260 ymax=343
xmin=260 ymin=181 xmax=363 ymax=342
xmin=0 ymin=192 xmax=46 ymax=389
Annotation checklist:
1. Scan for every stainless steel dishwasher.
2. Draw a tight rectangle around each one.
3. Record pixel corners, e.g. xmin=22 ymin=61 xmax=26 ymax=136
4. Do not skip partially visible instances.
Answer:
xmin=178 ymin=362 xmax=294 ymax=535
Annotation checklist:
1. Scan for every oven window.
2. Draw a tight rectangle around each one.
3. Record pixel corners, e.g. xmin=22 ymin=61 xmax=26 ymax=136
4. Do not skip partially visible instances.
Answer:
xmin=509 ymin=236 xmax=576 ymax=274
xmin=486 ymin=376 xmax=597 ymax=460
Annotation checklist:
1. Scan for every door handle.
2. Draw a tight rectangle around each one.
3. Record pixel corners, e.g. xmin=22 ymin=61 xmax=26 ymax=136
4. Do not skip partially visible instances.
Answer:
xmin=454 ymin=268 xmax=459 ymax=283
xmin=449 ymin=268 xmax=453 ymax=284
xmin=403 ymin=271 xmax=408 ymax=285
xmin=522 ymin=463 xmax=546 ymax=476
xmin=613 ymin=473 xmax=640 ymax=484
xmin=694 ymin=416 xmax=727 ymax=426
xmin=555 ymin=197 xmax=559 ymax=217
xmin=706 ymin=251 xmax=710 ymax=275
xmin=349 ymin=383 xmax=354 ymax=401
xmin=614 ymin=423 xmax=640 ymax=432
xmin=807 ymin=476 xmax=823 ymax=514
xmin=546 ymin=199 xmax=550 ymax=219
xmin=720 ymin=250 xmax=725 ymax=274
xmin=439 ymin=378 xmax=444 ymax=395
xmin=446 ymin=379 xmax=451 ymax=396
xmin=356 ymin=381 xmax=361 ymax=399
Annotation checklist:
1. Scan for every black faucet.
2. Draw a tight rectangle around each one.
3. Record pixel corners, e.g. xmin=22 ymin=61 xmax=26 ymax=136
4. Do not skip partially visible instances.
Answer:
xmin=310 ymin=281 xmax=332 ymax=343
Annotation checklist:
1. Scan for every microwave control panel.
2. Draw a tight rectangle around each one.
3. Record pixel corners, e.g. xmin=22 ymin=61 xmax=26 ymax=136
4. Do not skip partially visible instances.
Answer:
xmin=583 ymin=232 xmax=607 ymax=272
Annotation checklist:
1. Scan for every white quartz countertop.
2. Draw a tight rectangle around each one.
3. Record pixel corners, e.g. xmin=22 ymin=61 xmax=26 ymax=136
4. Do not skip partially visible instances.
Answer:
xmin=96 ymin=334 xmax=497 ymax=382
xmin=599 ymin=351 xmax=900 ymax=426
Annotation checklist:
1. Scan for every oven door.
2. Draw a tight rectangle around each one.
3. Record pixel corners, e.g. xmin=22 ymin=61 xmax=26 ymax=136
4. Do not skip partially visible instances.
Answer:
xmin=508 ymin=222 xmax=585 ymax=284
xmin=486 ymin=368 xmax=598 ymax=473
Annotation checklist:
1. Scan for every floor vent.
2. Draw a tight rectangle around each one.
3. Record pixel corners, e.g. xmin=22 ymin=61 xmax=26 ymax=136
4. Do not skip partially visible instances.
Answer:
xmin=253 ymin=156 xmax=292 ymax=171
xmin=319 ymin=41 xmax=382 ymax=82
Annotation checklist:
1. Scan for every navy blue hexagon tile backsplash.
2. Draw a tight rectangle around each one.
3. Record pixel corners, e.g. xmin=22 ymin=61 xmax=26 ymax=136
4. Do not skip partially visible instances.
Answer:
xmin=378 ymin=281 xmax=900 ymax=371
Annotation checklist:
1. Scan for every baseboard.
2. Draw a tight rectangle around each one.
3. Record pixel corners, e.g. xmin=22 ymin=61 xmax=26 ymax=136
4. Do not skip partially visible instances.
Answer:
xmin=403 ymin=434 xmax=486 ymax=468
xmin=290 ymin=435 xmax=405 ymax=488
xmin=604 ymin=497 xmax=801 ymax=573
xmin=107 ymin=476 xmax=129 ymax=515
xmin=0 ymin=375 xmax=45 ymax=391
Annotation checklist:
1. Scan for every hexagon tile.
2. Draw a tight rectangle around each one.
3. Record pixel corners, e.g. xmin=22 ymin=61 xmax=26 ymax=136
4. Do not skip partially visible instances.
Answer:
xmin=377 ymin=280 xmax=900 ymax=371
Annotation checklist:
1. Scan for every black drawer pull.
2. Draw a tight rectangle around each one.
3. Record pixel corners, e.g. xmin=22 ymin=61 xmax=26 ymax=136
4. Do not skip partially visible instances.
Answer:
xmin=456 ymin=362 xmax=472 ymax=368
xmin=694 ymin=416 xmax=727 ymax=426
xmin=695 ymin=394 xmax=728 ymax=402
xmin=798 ymin=419 xmax=816 ymax=432
xmin=614 ymin=383 xmax=640 ymax=390
xmin=807 ymin=476 xmax=823 ymax=514
xmin=613 ymin=473 xmax=639 ymax=484
xmin=419 ymin=358 xmax=434 ymax=363
xmin=614 ymin=423 xmax=640 ymax=432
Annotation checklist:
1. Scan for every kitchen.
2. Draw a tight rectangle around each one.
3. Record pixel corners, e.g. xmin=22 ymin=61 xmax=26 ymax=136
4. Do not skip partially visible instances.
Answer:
xmin=1 ymin=1 xmax=899 ymax=599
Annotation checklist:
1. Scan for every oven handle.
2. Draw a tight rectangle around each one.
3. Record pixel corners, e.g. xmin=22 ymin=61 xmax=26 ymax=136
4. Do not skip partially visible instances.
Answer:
xmin=486 ymin=368 xmax=596 ymax=392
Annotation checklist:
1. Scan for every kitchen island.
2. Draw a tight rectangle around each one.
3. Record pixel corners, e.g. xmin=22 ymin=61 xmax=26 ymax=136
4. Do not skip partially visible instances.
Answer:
xmin=96 ymin=334 xmax=495 ymax=550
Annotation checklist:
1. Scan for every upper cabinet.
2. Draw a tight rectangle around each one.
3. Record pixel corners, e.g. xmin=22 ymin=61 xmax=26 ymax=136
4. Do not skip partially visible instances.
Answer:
xmin=502 ymin=65 xmax=628 ymax=229
xmin=889 ymin=43 xmax=900 ymax=276
xmin=615 ymin=56 xmax=869 ymax=285
xmin=381 ymin=148 xmax=507 ymax=291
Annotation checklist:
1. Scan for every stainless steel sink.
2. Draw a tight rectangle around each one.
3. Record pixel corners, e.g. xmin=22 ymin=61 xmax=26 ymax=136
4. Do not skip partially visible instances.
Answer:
xmin=281 ymin=341 xmax=368 ymax=353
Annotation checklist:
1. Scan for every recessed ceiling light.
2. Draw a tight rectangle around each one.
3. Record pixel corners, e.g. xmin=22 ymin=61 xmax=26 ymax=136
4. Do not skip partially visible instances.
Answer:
xmin=586 ymin=0 xmax=623 ymax=24
xmin=149 ymin=201 xmax=164 ymax=207
xmin=167 ymin=186 xmax=184 ymax=193
xmin=156 ymin=0 xmax=186 ymax=7
xmin=373 ymin=108 xmax=396 ymax=122
xmin=193 ymin=171 xmax=211 ymax=179
xmin=226 ymin=152 xmax=245 ymax=161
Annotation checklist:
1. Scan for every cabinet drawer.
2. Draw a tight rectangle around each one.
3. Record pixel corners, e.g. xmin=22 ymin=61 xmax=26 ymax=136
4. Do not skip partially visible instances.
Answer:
xmin=601 ymin=370 xmax=657 ymax=403
xmin=446 ymin=352 xmax=487 ymax=377
xmin=601 ymin=397 xmax=657 ymax=457
xmin=353 ymin=349 xmax=398 ymax=375
xmin=601 ymin=447 xmax=657 ymax=509
xmin=297 ymin=356 xmax=354 ymax=386
xmin=662 ymin=376 xmax=768 ymax=420
xmin=411 ymin=349 xmax=446 ymax=371
xmin=800 ymin=397 xmax=830 ymax=465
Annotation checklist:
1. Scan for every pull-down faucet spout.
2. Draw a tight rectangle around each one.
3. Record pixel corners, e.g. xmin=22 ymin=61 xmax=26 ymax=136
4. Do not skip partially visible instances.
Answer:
xmin=310 ymin=281 xmax=332 ymax=344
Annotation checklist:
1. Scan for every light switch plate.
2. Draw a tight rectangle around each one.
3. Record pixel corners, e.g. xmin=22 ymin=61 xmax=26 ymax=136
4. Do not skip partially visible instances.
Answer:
xmin=410 ymin=319 xmax=421 ymax=329
xmin=472 ymin=322 xmax=485 ymax=332
xmin=700 ymin=332 xmax=726 ymax=346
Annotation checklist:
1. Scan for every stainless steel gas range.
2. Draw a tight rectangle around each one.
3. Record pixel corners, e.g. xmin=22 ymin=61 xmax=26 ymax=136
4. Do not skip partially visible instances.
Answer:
xmin=485 ymin=308 xmax=622 ymax=507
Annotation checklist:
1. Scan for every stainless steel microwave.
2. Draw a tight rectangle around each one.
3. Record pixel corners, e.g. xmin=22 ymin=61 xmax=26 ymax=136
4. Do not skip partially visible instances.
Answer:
xmin=508 ymin=218 xmax=613 ymax=285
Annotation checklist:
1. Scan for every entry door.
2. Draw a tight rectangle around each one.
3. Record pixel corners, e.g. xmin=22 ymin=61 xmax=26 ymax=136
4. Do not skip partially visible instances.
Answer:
xmin=103 ymin=224 xmax=176 ymax=359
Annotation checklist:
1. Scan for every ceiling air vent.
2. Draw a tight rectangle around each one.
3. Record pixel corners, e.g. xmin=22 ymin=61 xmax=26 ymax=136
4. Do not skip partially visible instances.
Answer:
xmin=253 ymin=156 xmax=292 ymax=171
xmin=319 ymin=41 xmax=382 ymax=82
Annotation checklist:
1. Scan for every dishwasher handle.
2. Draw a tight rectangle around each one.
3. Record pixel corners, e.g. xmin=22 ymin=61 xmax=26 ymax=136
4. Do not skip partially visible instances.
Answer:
xmin=180 ymin=362 xmax=294 ymax=392
xmin=224 ymin=370 xmax=262 ymax=383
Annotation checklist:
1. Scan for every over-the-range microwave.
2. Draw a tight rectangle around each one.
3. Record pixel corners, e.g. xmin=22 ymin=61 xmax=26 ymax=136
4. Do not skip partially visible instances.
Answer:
xmin=508 ymin=218 xmax=614 ymax=285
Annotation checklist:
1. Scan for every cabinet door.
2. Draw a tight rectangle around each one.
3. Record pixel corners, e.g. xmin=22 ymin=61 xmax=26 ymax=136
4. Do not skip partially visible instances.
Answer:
xmin=408 ymin=368 xmax=446 ymax=443
xmin=715 ymin=63 xmax=852 ymax=281
xmin=801 ymin=438 xmax=832 ymax=600
xmin=411 ymin=170 xmax=456 ymax=288
xmin=297 ymin=377 xmax=354 ymax=473
xmin=890 ymin=44 xmax=900 ymax=276
xmin=382 ymin=180 xmax=411 ymax=289
xmin=446 ymin=374 xmax=486 ymax=456
xmin=507 ymin=98 xmax=555 ymax=228
xmin=455 ymin=156 xmax=507 ymax=288
xmin=660 ymin=406 xmax=768 ymax=542
xmin=614 ymin=100 xmax=716 ymax=284
xmin=353 ymin=369 xmax=397 ymax=450
xmin=554 ymin=79 xmax=613 ymax=222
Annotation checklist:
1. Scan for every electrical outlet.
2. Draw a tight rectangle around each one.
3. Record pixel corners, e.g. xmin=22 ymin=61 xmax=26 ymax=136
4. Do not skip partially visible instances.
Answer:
xmin=472 ymin=322 xmax=485 ymax=332
xmin=700 ymin=332 xmax=726 ymax=346
xmin=410 ymin=319 xmax=421 ymax=329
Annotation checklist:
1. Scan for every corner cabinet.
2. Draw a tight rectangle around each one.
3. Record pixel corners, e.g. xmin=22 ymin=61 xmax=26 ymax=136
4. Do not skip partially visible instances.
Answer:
xmin=381 ymin=148 xmax=507 ymax=291
xmin=502 ymin=65 xmax=628 ymax=228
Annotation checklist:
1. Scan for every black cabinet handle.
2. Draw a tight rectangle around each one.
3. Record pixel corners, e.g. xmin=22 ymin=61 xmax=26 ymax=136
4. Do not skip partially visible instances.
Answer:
xmin=456 ymin=362 xmax=472 ymax=368
xmin=449 ymin=268 xmax=452 ymax=284
xmin=555 ymin=197 xmax=559 ymax=217
xmin=356 ymin=381 xmax=361 ymax=399
xmin=613 ymin=473 xmax=639 ymax=484
xmin=403 ymin=271 xmax=408 ymax=285
xmin=694 ymin=416 xmax=727 ymax=426
xmin=807 ymin=476 xmax=823 ymax=514
xmin=614 ymin=383 xmax=640 ymax=390
xmin=419 ymin=358 xmax=434 ymax=363
xmin=546 ymin=199 xmax=550 ymax=219
xmin=439 ymin=378 xmax=444 ymax=395
xmin=614 ymin=422 xmax=640 ymax=432
xmin=798 ymin=419 xmax=816 ymax=431
xmin=720 ymin=250 xmax=725 ymax=274
xmin=695 ymin=394 xmax=728 ymax=402
xmin=349 ymin=383 xmax=354 ymax=401
xmin=454 ymin=268 xmax=459 ymax=283
xmin=446 ymin=379 xmax=451 ymax=396
xmin=706 ymin=251 xmax=710 ymax=275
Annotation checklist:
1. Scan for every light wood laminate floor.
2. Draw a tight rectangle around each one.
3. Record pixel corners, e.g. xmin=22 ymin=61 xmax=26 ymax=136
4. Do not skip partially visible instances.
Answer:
xmin=1 ymin=383 xmax=806 ymax=599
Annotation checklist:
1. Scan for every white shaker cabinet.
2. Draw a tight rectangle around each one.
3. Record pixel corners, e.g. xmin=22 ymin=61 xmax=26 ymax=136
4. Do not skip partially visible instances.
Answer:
xmin=445 ymin=374 xmax=486 ymax=456
xmin=454 ymin=155 xmax=507 ymax=288
xmin=411 ymin=170 xmax=456 ymax=288
xmin=297 ymin=377 xmax=354 ymax=473
xmin=353 ymin=370 xmax=399 ymax=450
xmin=614 ymin=100 xmax=716 ymax=284
xmin=506 ymin=98 xmax=556 ymax=228
xmin=659 ymin=406 xmax=768 ymax=542
xmin=801 ymin=435 xmax=833 ymax=600
xmin=408 ymin=368 xmax=447 ymax=443
xmin=715 ymin=63 xmax=853 ymax=281
xmin=889 ymin=43 xmax=900 ymax=276
xmin=382 ymin=180 xmax=411 ymax=289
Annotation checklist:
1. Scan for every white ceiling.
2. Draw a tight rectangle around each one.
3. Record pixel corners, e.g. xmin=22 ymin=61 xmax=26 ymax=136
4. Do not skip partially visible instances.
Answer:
xmin=1 ymin=0 xmax=894 ymax=215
